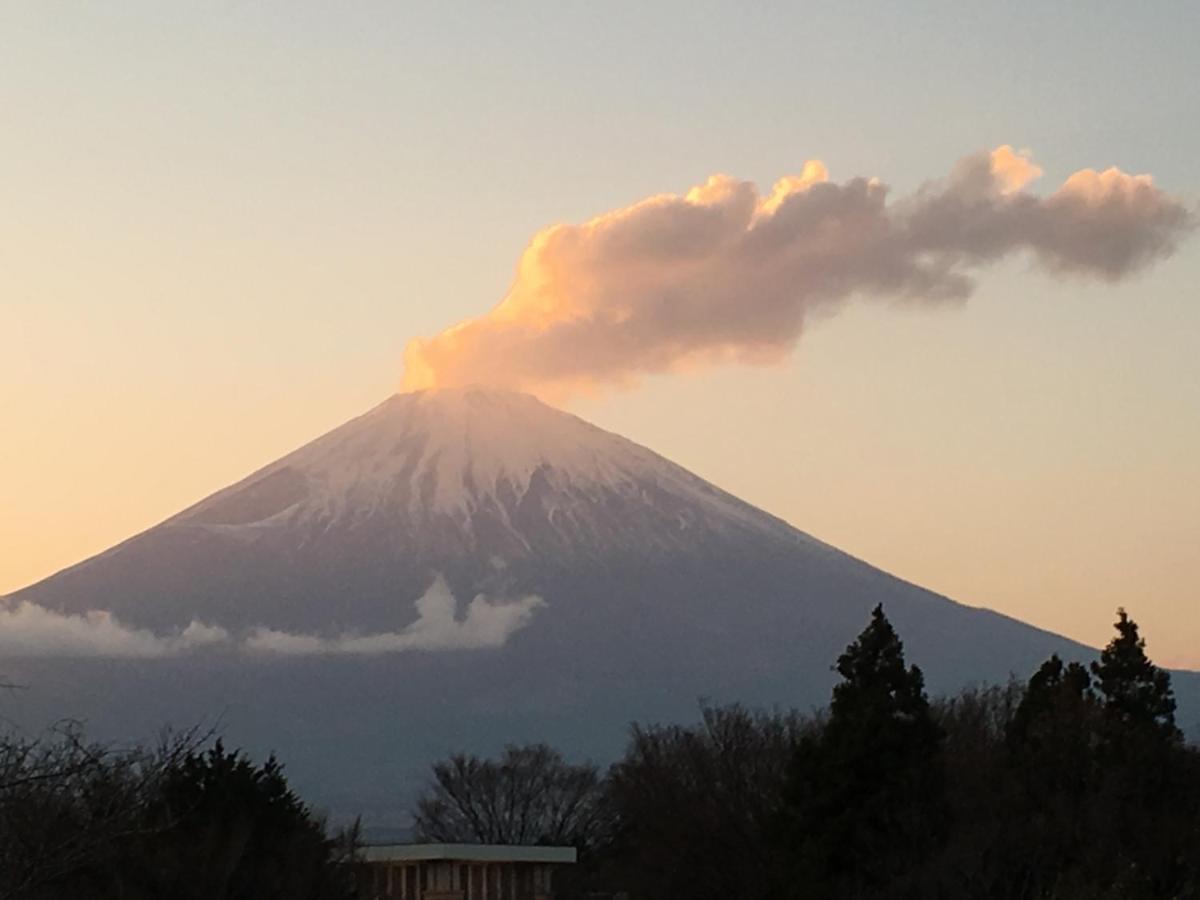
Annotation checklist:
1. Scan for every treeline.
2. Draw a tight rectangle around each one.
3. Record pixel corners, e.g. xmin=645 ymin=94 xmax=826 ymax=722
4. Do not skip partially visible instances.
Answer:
xmin=0 ymin=729 xmax=357 ymax=900
xmin=2 ymin=607 xmax=1196 ymax=899
xmin=415 ymin=608 xmax=1200 ymax=900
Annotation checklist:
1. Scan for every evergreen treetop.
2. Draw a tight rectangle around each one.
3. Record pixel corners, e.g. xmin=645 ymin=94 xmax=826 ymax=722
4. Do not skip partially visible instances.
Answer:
xmin=829 ymin=603 xmax=933 ymax=731
xmin=1090 ymin=608 xmax=1179 ymax=740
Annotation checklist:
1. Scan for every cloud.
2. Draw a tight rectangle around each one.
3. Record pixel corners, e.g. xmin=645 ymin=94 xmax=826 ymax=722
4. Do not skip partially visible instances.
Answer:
xmin=0 ymin=603 xmax=229 ymax=658
xmin=244 ymin=575 xmax=544 ymax=656
xmin=401 ymin=146 xmax=1195 ymax=401
xmin=0 ymin=576 xmax=544 ymax=658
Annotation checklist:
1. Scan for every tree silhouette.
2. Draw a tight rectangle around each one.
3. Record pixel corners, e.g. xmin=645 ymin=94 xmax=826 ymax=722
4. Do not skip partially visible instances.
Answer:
xmin=0 ymin=733 xmax=356 ymax=900
xmin=605 ymin=704 xmax=809 ymax=900
xmin=776 ymin=605 xmax=944 ymax=898
xmin=1091 ymin=608 xmax=1180 ymax=742
xmin=1008 ymin=655 xmax=1097 ymax=783
xmin=128 ymin=741 xmax=356 ymax=900
xmin=414 ymin=744 xmax=607 ymax=850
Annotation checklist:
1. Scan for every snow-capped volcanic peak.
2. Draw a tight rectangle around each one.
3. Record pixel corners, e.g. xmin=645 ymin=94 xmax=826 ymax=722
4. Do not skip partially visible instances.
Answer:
xmin=319 ymin=387 xmax=661 ymax=516
xmin=169 ymin=386 xmax=801 ymax=557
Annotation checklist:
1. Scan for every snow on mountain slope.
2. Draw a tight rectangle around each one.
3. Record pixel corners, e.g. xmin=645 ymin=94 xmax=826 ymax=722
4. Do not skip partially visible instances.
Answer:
xmin=172 ymin=386 xmax=804 ymax=550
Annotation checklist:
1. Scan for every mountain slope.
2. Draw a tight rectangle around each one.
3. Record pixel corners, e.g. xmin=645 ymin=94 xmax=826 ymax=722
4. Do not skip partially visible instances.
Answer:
xmin=5 ymin=387 xmax=1197 ymax=821
xmin=14 ymin=387 xmax=820 ymax=633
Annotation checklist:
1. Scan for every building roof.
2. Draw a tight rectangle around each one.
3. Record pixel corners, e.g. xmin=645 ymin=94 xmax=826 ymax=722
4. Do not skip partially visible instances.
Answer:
xmin=360 ymin=843 xmax=578 ymax=865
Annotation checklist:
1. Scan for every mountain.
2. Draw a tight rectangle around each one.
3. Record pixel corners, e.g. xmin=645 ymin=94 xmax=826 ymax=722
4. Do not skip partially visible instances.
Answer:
xmin=5 ymin=386 xmax=1198 ymax=824
xmin=16 ymin=387 xmax=814 ymax=634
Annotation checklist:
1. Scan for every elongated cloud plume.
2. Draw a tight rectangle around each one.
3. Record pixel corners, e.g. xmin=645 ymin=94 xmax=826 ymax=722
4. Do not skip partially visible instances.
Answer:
xmin=402 ymin=146 xmax=1194 ymax=400
xmin=0 ymin=577 xmax=543 ymax=658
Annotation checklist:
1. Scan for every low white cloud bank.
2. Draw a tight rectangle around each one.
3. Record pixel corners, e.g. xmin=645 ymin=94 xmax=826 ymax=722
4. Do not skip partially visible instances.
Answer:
xmin=0 ymin=603 xmax=230 ymax=658
xmin=0 ymin=576 xmax=544 ymax=658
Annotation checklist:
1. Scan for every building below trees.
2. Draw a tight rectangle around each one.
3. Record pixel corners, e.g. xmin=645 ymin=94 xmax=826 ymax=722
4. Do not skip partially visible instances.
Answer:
xmin=356 ymin=844 xmax=577 ymax=900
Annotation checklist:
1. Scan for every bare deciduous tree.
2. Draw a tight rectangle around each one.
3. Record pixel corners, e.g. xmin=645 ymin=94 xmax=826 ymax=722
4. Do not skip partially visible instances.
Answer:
xmin=0 ymin=723 xmax=194 ymax=900
xmin=414 ymin=743 xmax=608 ymax=849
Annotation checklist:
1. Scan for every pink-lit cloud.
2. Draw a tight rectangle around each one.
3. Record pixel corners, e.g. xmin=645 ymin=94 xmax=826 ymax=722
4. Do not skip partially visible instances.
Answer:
xmin=402 ymin=147 xmax=1194 ymax=401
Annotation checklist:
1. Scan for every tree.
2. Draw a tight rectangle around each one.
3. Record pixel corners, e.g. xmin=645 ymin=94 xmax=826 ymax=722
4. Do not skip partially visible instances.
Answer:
xmin=128 ymin=741 xmax=357 ymax=900
xmin=0 ymin=723 xmax=162 ymax=900
xmin=1084 ymin=610 xmax=1192 ymax=897
xmin=413 ymin=743 xmax=607 ymax=850
xmin=995 ymin=656 xmax=1101 ymax=896
xmin=776 ymin=605 xmax=944 ymax=898
xmin=605 ymin=704 xmax=811 ymax=900
xmin=1008 ymin=655 xmax=1097 ymax=782
xmin=971 ymin=615 xmax=1196 ymax=900
xmin=0 ymin=730 xmax=356 ymax=900
xmin=1090 ymin=608 xmax=1180 ymax=741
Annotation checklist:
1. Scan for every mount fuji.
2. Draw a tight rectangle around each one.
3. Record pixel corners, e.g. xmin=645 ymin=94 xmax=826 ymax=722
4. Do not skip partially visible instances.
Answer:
xmin=5 ymin=387 xmax=1198 ymax=822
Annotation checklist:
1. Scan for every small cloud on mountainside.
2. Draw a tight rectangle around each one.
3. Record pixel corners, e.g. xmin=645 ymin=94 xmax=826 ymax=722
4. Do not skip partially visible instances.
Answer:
xmin=245 ymin=575 xmax=544 ymax=656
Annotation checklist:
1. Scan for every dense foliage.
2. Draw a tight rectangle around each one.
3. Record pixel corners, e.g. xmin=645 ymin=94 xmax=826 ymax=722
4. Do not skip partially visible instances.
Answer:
xmin=417 ymin=607 xmax=1200 ymax=900
xmin=603 ymin=704 xmax=813 ymax=898
xmin=0 ymin=731 xmax=356 ymax=900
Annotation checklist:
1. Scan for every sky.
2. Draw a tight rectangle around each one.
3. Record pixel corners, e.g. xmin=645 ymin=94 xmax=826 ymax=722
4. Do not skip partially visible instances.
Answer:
xmin=2 ymin=1 xmax=1198 ymax=664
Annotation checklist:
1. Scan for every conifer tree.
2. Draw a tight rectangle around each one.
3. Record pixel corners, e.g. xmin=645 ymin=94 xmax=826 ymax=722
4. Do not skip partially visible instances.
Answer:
xmin=1084 ymin=610 xmax=1190 ymax=895
xmin=998 ymin=655 xmax=1100 ymax=893
xmin=777 ymin=605 xmax=943 ymax=897
xmin=1090 ymin=608 xmax=1179 ymax=741
xmin=1008 ymin=654 xmax=1096 ymax=765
